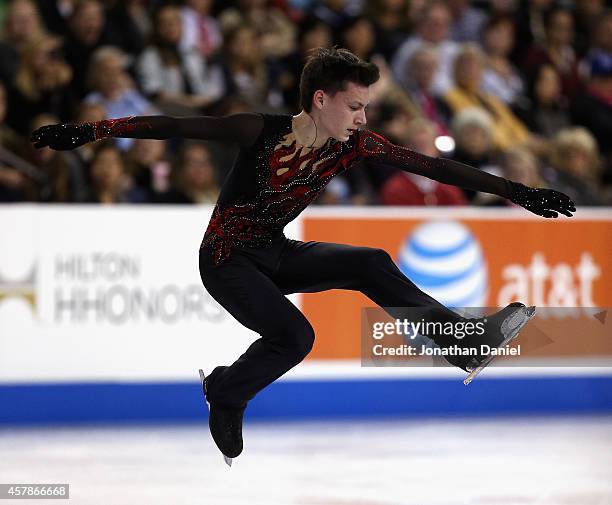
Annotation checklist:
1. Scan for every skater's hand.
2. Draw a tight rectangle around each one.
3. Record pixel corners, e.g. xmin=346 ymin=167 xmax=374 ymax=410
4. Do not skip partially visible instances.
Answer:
xmin=509 ymin=182 xmax=576 ymax=218
xmin=30 ymin=123 xmax=95 ymax=151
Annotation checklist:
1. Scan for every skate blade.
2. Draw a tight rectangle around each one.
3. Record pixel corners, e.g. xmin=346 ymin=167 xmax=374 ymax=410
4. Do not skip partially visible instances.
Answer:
xmin=198 ymin=369 xmax=233 ymax=467
xmin=463 ymin=306 xmax=536 ymax=386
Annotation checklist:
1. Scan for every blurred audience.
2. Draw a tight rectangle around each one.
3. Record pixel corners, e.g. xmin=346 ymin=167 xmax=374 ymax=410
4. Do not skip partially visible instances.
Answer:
xmin=7 ymin=33 xmax=73 ymax=134
xmin=444 ymin=43 xmax=531 ymax=151
xmin=125 ymin=137 xmax=171 ymax=199
xmin=179 ymin=0 xmax=222 ymax=58
xmin=170 ymin=141 xmax=220 ymax=204
xmin=0 ymin=0 xmax=607 ymax=206
xmin=541 ymin=127 xmax=606 ymax=205
xmin=522 ymin=7 xmax=583 ymax=101
xmin=448 ymin=0 xmax=486 ymax=43
xmin=399 ymin=44 xmax=451 ymax=135
xmin=137 ymin=4 xmax=225 ymax=115
xmin=220 ymin=23 xmax=277 ymax=109
xmin=516 ymin=64 xmax=571 ymax=138
xmin=62 ymin=0 xmax=111 ymax=98
xmin=571 ymin=50 xmax=612 ymax=184
xmin=0 ymin=0 xmax=47 ymax=86
xmin=87 ymin=141 xmax=148 ymax=204
xmin=218 ymin=0 xmax=296 ymax=59
xmin=392 ymin=1 xmax=459 ymax=96
xmin=364 ymin=0 xmax=412 ymax=62
xmin=278 ymin=16 xmax=332 ymax=111
xmin=380 ymin=118 xmax=467 ymax=206
xmin=449 ymin=107 xmax=501 ymax=202
xmin=86 ymin=46 xmax=157 ymax=151
xmin=480 ymin=14 xmax=525 ymax=107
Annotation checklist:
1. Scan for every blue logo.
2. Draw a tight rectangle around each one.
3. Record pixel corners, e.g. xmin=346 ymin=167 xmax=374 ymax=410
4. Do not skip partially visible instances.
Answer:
xmin=398 ymin=221 xmax=488 ymax=307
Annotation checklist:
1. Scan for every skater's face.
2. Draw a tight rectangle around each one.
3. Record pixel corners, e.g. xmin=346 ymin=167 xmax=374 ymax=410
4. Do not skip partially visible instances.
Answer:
xmin=315 ymin=81 xmax=369 ymax=142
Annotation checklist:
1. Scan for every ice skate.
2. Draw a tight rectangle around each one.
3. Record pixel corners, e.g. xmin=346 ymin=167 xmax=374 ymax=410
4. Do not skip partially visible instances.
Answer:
xmin=462 ymin=303 xmax=536 ymax=385
xmin=436 ymin=303 xmax=535 ymax=384
xmin=198 ymin=369 xmax=245 ymax=467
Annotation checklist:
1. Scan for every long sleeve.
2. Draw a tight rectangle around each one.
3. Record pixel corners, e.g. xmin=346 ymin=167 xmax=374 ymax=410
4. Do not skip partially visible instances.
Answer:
xmin=358 ymin=129 xmax=512 ymax=199
xmin=92 ymin=113 xmax=264 ymax=148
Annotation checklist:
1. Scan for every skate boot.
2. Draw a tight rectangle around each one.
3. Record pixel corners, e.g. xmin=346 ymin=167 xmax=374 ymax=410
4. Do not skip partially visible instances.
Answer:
xmin=198 ymin=368 xmax=245 ymax=466
xmin=439 ymin=302 xmax=536 ymax=384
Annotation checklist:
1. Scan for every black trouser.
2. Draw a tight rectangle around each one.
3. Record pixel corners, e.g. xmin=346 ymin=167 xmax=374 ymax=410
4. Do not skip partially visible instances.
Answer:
xmin=199 ymin=236 xmax=463 ymax=409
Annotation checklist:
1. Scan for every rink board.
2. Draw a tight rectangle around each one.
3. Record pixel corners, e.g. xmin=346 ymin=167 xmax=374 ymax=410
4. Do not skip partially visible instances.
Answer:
xmin=1 ymin=206 xmax=611 ymax=424
xmin=2 ymin=375 xmax=612 ymax=424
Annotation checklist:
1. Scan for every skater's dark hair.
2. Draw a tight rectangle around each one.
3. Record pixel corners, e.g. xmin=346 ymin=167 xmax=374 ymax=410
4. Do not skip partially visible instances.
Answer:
xmin=299 ymin=47 xmax=379 ymax=112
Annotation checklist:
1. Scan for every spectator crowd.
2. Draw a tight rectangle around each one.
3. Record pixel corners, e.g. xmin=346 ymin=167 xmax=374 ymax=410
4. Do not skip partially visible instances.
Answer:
xmin=0 ymin=0 xmax=610 ymax=206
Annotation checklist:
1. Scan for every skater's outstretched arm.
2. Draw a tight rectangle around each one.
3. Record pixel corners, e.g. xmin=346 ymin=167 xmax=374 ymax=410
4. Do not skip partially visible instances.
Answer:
xmin=359 ymin=130 xmax=576 ymax=218
xmin=30 ymin=114 xmax=264 ymax=151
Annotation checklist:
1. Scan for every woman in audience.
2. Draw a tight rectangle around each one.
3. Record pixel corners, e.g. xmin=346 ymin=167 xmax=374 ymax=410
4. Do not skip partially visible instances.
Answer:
xmin=137 ymin=4 xmax=225 ymax=115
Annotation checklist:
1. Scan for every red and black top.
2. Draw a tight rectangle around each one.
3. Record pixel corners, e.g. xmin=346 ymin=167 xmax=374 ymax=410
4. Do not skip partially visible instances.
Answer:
xmin=201 ymin=113 xmax=512 ymax=264
xmin=93 ymin=113 xmax=512 ymax=265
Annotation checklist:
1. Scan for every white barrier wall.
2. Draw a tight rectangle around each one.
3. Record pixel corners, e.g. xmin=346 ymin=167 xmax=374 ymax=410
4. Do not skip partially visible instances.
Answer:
xmin=1 ymin=206 xmax=611 ymax=423
xmin=0 ymin=206 xmax=300 ymax=383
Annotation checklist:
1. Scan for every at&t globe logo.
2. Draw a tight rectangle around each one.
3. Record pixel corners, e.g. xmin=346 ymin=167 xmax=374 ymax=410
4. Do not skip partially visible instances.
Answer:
xmin=398 ymin=220 xmax=488 ymax=307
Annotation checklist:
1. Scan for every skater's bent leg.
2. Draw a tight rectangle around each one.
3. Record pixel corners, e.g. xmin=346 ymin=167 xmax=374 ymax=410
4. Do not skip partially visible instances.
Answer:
xmin=200 ymin=254 xmax=314 ymax=409
xmin=273 ymin=241 xmax=464 ymax=346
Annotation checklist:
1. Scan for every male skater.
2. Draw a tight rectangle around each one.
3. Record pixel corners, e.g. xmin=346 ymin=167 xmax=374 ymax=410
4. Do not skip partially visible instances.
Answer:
xmin=31 ymin=48 xmax=575 ymax=462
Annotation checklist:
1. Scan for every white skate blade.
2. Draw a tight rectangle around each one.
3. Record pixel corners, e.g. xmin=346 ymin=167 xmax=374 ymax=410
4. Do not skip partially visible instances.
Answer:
xmin=463 ymin=306 xmax=536 ymax=386
xmin=198 ymin=369 xmax=233 ymax=467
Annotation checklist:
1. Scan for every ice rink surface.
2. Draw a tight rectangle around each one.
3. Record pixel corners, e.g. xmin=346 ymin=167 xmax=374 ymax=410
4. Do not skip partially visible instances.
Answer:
xmin=2 ymin=415 xmax=612 ymax=505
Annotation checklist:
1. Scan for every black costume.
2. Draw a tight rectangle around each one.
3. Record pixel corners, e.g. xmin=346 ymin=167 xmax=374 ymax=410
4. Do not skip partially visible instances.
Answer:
xmin=31 ymin=113 xmax=575 ymax=456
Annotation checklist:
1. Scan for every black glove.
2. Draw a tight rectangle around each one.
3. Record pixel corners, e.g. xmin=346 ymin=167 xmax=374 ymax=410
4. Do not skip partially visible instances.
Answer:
xmin=509 ymin=181 xmax=576 ymax=218
xmin=30 ymin=123 xmax=95 ymax=151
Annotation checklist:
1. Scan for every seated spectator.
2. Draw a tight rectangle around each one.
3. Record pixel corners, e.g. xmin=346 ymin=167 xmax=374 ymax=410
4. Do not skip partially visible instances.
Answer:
xmin=512 ymin=0 xmax=555 ymax=62
xmin=392 ymin=1 xmax=459 ymax=96
xmin=0 ymin=80 xmax=33 ymax=202
xmin=339 ymin=16 xmax=376 ymax=61
xmin=278 ymin=16 xmax=332 ymax=111
xmin=179 ymin=0 xmax=222 ymax=58
xmin=137 ymin=4 xmax=225 ymax=115
xmin=515 ymin=64 xmax=571 ymax=138
xmin=573 ymin=0 xmax=606 ymax=57
xmin=540 ymin=127 xmax=606 ymax=205
xmin=444 ymin=44 xmax=531 ymax=151
xmin=6 ymin=33 xmax=73 ymax=134
xmin=449 ymin=107 xmax=501 ymax=202
xmin=220 ymin=23 xmax=277 ymax=110
xmin=522 ymin=7 xmax=583 ymax=101
xmin=399 ymin=44 xmax=452 ymax=135
xmin=125 ymin=138 xmax=172 ymax=197
xmin=103 ymin=0 xmax=149 ymax=57
xmin=571 ymin=50 xmax=612 ymax=184
xmin=364 ymin=0 xmax=412 ymax=62
xmin=502 ymin=147 xmax=545 ymax=192
xmin=87 ymin=141 xmax=149 ymax=204
xmin=85 ymin=46 xmax=157 ymax=150
xmin=171 ymin=141 xmax=220 ymax=204
xmin=448 ymin=0 xmax=486 ymax=43
xmin=491 ymin=146 xmax=545 ymax=207
xmin=379 ymin=118 xmax=467 ymax=206
xmin=62 ymin=0 xmax=111 ymax=98
xmin=218 ymin=0 xmax=296 ymax=59
xmin=480 ymin=14 xmax=525 ymax=107
xmin=0 ymin=0 xmax=47 ymax=86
